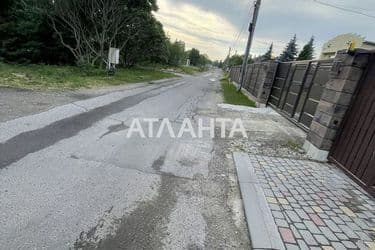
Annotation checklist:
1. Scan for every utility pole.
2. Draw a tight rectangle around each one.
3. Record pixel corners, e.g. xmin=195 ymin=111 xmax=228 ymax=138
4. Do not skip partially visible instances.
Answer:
xmin=238 ymin=0 xmax=261 ymax=91
xmin=225 ymin=47 xmax=232 ymax=69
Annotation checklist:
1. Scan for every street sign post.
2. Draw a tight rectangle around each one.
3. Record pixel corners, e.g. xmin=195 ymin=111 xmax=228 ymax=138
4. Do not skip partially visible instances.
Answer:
xmin=108 ymin=47 xmax=120 ymax=75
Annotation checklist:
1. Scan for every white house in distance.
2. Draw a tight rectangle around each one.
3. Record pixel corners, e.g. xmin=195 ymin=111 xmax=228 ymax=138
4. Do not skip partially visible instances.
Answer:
xmin=320 ymin=33 xmax=375 ymax=59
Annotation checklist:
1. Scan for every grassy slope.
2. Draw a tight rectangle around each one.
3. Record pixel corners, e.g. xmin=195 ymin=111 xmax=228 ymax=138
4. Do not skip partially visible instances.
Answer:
xmin=0 ymin=63 xmax=176 ymax=90
xmin=221 ymin=77 xmax=256 ymax=107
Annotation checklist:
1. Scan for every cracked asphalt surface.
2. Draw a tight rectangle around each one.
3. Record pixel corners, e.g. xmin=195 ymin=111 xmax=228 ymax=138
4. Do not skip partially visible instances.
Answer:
xmin=0 ymin=70 xmax=251 ymax=249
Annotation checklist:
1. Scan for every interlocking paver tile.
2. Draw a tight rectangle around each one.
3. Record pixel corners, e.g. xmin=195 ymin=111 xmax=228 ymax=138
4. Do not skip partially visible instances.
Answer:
xmin=290 ymin=225 xmax=301 ymax=239
xmin=246 ymin=154 xmax=375 ymax=249
xmin=319 ymin=226 xmax=338 ymax=241
xmin=356 ymin=240 xmax=369 ymax=250
xmin=295 ymin=208 xmax=309 ymax=220
xmin=347 ymin=221 xmax=362 ymax=231
xmin=339 ymin=224 xmax=359 ymax=239
xmin=304 ymin=220 xmax=321 ymax=234
xmin=278 ymin=198 xmax=289 ymax=205
xmin=279 ymin=227 xmax=296 ymax=244
xmin=331 ymin=216 xmax=345 ymax=225
xmin=290 ymin=203 xmax=301 ymax=209
xmin=342 ymin=240 xmax=358 ymax=248
xmin=286 ymin=210 xmax=302 ymax=223
xmin=336 ymin=232 xmax=349 ymax=240
xmin=275 ymin=218 xmax=288 ymax=227
xmin=309 ymin=214 xmax=325 ymax=226
xmin=297 ymin=240 xmax=309 ymax=250
xmin=356 ymin=231 xmax=372 ymax=241
xmin=325 ymin=219 xmax=343 ymax=233
xmin=285 ymin=243 xmax=299 ymax=250
xmin=269 ymin=203 xmax=281 ymax=211
xmin=267 ymin=197 xmax=278 ymax=204
xmin=299 ymin=230 xmax=318 ymax=246
xmin=312 ymin=206 xmax=323 ymax=213
xmin=331 ymin=241 xmax=346 ymax=250
xmin=295 ymin=222 xmax=306 ymax=230
xmin=315 ymin=234 xmax=329 ymax=245
xmin=272 ymin=210 xmax=285 ymax=219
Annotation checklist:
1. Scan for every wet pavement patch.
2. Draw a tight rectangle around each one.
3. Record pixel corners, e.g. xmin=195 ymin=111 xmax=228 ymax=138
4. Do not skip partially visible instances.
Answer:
xmin=99 ymin=123 xmax=129 ymax=139
xmin=0 ymin=87 xmax=160 ymax=169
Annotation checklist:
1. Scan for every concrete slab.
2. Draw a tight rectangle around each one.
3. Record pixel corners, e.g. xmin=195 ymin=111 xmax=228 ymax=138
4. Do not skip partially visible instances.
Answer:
xmin=303 ymin=140 xmax=329 ymax=162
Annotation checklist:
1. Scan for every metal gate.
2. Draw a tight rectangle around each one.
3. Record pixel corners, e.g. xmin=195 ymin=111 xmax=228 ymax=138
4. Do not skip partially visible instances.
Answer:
xmin=268 ymin=59 xmax=334 ymax=130
xmin=330 ymin=55 xmax=375 ymax=195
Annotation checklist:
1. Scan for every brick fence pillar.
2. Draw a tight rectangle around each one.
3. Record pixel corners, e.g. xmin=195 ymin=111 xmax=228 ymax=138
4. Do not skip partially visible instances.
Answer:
xmin=303 ymin=49 xmax=371 ymax=161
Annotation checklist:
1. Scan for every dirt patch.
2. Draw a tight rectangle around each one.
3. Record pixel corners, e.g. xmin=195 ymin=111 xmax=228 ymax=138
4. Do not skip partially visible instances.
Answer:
xmin=201 ymin=136 xmax=251 ymax=249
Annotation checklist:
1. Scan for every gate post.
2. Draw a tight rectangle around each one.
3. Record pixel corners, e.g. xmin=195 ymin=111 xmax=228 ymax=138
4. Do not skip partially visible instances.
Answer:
xmin=303 ymin=49 xmax=371 ymax=161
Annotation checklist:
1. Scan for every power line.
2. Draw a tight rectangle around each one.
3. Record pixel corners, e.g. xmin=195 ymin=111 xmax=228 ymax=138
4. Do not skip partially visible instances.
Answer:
xmin=231 ymin=3 xmax=254 ymax=49
xmin=312 ymin=0 xmax=375 ymax=19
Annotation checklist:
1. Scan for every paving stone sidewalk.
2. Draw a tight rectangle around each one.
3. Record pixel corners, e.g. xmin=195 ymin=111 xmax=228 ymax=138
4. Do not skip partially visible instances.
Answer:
xmin=248 ymin=154 xmax=375 ymax=250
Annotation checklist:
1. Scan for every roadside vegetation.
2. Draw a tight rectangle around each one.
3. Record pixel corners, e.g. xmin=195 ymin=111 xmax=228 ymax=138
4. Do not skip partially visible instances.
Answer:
xmin=0 ymin=63 xmax=176 ymax=89
xmin=220 ymin=77 xmax=256 ymax=107
xmin=0 ymin=0 xmax=212 ymax=90
xmin=139 ymin=62 xmax=206 ymax=75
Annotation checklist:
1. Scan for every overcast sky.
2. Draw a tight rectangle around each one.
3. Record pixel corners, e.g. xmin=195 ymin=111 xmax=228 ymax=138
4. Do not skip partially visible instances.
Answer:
xmin=154 ymin=0 xmax=375 ymax=60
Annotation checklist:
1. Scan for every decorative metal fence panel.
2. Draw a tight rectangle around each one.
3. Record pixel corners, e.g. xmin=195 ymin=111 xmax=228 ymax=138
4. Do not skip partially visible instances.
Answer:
xmin=268 ymin=59 xmax=334 ymax=130
xmin=229 ymin=63 xmax=268 ymax=98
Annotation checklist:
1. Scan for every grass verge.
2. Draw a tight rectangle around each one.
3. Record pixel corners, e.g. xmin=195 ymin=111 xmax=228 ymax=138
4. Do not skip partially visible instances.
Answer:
xmin=139 ymin=62 xmax=206 ymax=75
xmin=0 ymin=63 xmax=176 ymax=90
xmin=221 ymin=77 xmax=256 ymax=107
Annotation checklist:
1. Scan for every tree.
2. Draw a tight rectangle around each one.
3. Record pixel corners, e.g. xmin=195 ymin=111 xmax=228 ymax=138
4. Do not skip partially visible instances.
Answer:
xmin=1 ymin=0 xmax=212 ymax=69
xmin=225 ymin=55 xmax=243 ymax=67
xmin=279 ymin=35 xmax=298 ymax=62
xmin=189 ymin=48 xmax=200 ymax=66
xmin=297 ymin=37 xmax=314 ymax=61
xmin=122 ymin=12 xmax=168 ymax=66
xmin=262 ymin=43 xmax=273 ymax=61
xmin=41 ymin=0 xmax=145 ymax=67
xmin=167 ymin=40 xmax=186 ymax=66
xmin=0 ymin=0 xmax=73 ymax=64
xmin=127 ymin=0 xmax=158 ymax=11
xmin=198 ymin=53 xmax=211 ymax=66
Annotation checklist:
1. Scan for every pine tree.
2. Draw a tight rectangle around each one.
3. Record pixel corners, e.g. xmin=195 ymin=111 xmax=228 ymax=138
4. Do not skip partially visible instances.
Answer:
xmin=262 ymin=43 xmax=273 ymax=61
xmin=297 ymin=37 xmax=315 ymax=61
xmin=279 ymin=35 xmax=298 ymax=62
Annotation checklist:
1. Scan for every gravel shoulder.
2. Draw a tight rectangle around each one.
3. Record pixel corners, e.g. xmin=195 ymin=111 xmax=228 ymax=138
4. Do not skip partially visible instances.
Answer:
xmin=0 ymin=79 xmax=178 ymax=123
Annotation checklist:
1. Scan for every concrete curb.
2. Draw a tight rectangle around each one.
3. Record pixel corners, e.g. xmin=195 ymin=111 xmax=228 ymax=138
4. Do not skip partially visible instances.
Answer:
xmin=233 ymin=152 xmax=285 ymax=250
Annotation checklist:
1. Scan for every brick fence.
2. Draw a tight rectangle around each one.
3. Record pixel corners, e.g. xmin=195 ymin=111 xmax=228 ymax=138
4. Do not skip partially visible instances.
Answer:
xmin=229 ymin=49 xmax=375 ymax=161
xmin=303 ymin=50 xmax=372 ymax=160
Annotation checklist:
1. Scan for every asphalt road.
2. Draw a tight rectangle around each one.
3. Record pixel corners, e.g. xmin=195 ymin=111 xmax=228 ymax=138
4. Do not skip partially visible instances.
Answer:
xmin=0 ymin=70 xmax=250 ymax=249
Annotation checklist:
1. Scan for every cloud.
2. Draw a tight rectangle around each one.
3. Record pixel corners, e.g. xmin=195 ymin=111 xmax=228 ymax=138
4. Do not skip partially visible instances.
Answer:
xmin=155 ymin=0 xmax=375 ymax=60
xmin=155 ymin=0 xmax=240 ymax=60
